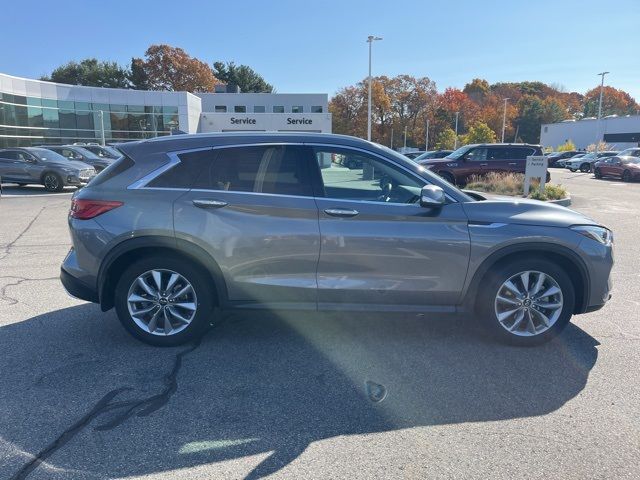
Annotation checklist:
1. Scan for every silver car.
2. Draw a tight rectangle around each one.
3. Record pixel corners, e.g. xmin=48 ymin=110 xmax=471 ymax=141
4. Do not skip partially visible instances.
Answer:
xmin=60 ymin=133 xmax=613 ymax=347
xmin=0 ymin=147 xmax=96 ymax=192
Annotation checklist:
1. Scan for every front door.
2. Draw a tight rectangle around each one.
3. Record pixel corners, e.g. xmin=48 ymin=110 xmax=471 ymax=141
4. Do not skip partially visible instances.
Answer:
xmin=171 ymin=144 xmax=321 ymax=307
xmin=311 ymin=146 xmax=471 ymax=308
xmin=0 ymin=150 xmax=31 ymax=182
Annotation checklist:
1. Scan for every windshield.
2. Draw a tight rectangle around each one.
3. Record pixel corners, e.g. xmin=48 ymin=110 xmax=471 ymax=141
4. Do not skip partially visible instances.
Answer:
xmin=445 ymin=146 xmax=472 ymax=160
xmin=618 ymin=148 xmax=639 ymax=156
xmin=72 ymin=147 xmax=101 ymax=160
xmin=28 ymin=148 xmax=68 ymax=162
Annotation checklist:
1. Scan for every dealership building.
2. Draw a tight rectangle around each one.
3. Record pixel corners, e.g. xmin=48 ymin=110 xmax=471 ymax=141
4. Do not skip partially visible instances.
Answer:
xmin=540 ymin=115 xmax=640 ymax=150
xmin=0 ymin=72 xmax=331 ymax=148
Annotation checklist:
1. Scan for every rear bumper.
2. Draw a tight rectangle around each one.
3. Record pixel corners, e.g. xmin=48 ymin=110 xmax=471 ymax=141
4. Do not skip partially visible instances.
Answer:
xmin=60 ymin=266 xmax=99 ymax=303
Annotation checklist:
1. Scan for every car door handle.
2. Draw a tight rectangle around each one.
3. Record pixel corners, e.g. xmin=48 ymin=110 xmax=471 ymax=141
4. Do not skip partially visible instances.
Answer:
xmin=479 ymin=163 xmax=488 ymax=166
xmin=508 ymin=162 xmax=517 ymax=166
xmin=192 ymin=199 xmax=228 ymax=209
xmin=324 ymin=208 xmax=359 ymax=217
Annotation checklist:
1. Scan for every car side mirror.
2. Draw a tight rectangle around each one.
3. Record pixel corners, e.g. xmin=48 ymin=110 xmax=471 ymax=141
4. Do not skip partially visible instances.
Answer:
xmin=420 ymin=185 xmax=445 ymax=208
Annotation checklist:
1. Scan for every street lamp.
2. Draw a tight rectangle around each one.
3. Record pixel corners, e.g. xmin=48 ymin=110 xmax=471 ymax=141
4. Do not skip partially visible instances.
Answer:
xmin=501 ymin=98 xmax=510 ymax=143
xmin=367 ymin=35 xmax=383 ymax=142
xmin=454 ymin=111 xmax=460 ymax=149
xmin=595 ymin=71 xmax=609 ymax=154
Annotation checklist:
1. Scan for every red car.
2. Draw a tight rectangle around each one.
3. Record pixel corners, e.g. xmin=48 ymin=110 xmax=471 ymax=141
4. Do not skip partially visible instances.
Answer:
xmin=594 ymin=156 xmax=640 ymax=182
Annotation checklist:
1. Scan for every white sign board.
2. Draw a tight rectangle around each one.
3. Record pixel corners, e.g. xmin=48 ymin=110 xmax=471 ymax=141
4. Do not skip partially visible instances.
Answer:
xmin=523 ymin=156 xmax=548 ymax=196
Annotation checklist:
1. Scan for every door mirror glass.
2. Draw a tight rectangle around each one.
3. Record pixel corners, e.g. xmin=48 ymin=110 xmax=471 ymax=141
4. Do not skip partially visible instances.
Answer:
xmin=420 ymin=185 xmax=445 ymax=207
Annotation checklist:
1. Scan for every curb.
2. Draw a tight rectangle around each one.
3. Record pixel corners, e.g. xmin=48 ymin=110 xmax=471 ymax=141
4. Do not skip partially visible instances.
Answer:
xmin=548 ymin=195 xmax=571 ymax=207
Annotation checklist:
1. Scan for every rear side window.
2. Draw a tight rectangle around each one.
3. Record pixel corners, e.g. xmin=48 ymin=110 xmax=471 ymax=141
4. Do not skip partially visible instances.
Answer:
xmin=148 ymin=145 xmax=314 ymax=197
xmin=194 ymin=145 xmax=313 ymax=196
xmin=87 ymin=155 xmax=135 ymax=187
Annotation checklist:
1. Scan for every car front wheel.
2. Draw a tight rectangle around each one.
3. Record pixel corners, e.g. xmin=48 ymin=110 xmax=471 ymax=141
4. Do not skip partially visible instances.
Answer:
xmin=114 ymin=256 xmax=215 ymax=346
xmin=594 ymin=168 xmax=602 ymax=179
xmin=43 ymin=173 xmax=64 ymax=192
xmin=622 ymin=170 xmax=632 ymax=182
xmin=478 ymin=259 xmax=575 ymax=346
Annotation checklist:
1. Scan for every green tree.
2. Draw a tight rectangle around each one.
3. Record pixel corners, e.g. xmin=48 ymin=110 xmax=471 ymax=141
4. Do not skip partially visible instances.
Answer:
xmin=516 ymin=95 xmax=545 ymax=143
xmin=129 ymin=58 xmax=150 ymax=90
xmin=557 ymin=140 xmax=576 ymax=151
xmin=435 ymin=127 xmax=457 ymax=149
xmin=213 ymin=61 xmax=273 ymax=93
xmin=42 ymin=58 xmax=130 ymax=88
xmin=462 ymin=121 xmax=497 ymax=144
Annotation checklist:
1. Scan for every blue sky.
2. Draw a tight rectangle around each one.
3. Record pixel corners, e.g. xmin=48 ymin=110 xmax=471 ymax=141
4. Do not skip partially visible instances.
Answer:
xmin=3 ymin=0 xmax=639 ymax=99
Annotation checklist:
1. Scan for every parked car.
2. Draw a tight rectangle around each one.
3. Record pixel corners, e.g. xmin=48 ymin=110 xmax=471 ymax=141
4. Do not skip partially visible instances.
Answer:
xmin=60 ymin=132 xmax=613 ymax=347
xmin=404 ymin=151 xmax=426 ymax=160
xmin=414 ymin=150 xmax=454 ymax=163
xmin=546 ymin=150 xmax=582 ymax=167
xmin=0 ymin=147 xmax=95 ymax=192
xmin=556 ymin=153 xmax=585 ymax=168
xmin=419 ymin=143 xmax=547 ymax=185
xmin=616 ymin=147 xmax=640 ymax=158
xmin=74 ymin=143 xmax=124 ymax=161
xmin=41 ymin=145 xmax=114 ymax=172
xmin=594 ymin=155 xmax=640 ymax=181
xmin=565 ymin=151 xmax=618 ymax=172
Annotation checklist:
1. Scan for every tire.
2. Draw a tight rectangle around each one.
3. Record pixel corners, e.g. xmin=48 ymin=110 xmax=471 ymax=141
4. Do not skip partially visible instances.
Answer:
xmin=568 ymin=168 xmax=576 ymax=172
xmin=579 ymin=163 xmax=591 ymax=173
xmin=114 ymin=256 xmax=215 ymax=346
xmin=477 ymin=258 xmax=575 ymax=346
xmin=594 ymin=168 xmax=602 ymax=179
xmin=42 ymin=172 xmax=64 ymax=192
xmin=438 ymin=171 xmax=456 ymax=185
xmin=622 ymin=170 xmax=632 ymax=182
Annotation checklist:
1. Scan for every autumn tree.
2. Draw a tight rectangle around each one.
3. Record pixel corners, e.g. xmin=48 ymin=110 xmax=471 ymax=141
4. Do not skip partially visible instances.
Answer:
xmin=212 ymin=61 xmax=273 ymax=93
xmin=557 ymin=140 xmax=577 ymax=151
xmin=42 ymin=58 xmax=130 ymax=88
xmin=462 ymin=121 xmax=497 ymax=145
xmin=435 ymin=128 xmax=457 ymax=150
xmin=582 ymin=85 xmax=640 ymax=117
xmin=131 ymin=45 xmax=219 ymax=92
xmin=463 ymin=78 xmax=490 ymax=103
xmin=329 ymin=85 xmax=366 ymax=138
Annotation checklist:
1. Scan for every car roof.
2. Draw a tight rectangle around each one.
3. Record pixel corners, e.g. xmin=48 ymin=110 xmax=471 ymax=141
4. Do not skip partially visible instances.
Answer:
xmin=463 ymin=143 xmax=542 ymax=148
xmin=116 ymin=132 xmax=381 ymax=158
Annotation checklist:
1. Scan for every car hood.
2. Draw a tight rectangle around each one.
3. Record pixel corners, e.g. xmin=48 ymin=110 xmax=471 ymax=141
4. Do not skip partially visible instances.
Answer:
xmin=461 ymin=195 xmax=599 ymax=228
xmin=420 ymin=157 xmax=454 ymax=166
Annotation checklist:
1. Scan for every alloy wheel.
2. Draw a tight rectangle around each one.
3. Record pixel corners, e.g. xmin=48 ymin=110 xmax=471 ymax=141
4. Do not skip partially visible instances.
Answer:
xmin=494 ymin=270 xmax=563 ymax=337
xmin=44 ymin=174 xmax=59 ymax=190
xmin=126 ymin=269 xmax=198 ymax=336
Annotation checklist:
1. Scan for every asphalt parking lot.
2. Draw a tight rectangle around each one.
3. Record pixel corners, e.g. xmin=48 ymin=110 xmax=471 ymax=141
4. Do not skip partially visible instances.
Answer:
xmin=0 ymin=170 xmax=639 ymax=480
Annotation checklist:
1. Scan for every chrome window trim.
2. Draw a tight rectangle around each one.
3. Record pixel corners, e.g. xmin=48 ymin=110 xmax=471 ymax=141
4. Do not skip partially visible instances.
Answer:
xmin=127 ymin=141 xmax=457 ymax=204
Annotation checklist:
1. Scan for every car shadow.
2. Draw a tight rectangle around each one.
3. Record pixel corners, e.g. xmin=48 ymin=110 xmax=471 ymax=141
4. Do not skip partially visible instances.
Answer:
xmin=0 ymin=304 xmax=599 ymax=479
xmin=0 ymin=184 xmax=76 ymax=196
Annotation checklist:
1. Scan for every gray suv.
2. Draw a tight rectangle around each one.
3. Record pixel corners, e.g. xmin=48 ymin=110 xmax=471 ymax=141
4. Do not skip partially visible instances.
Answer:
xmin=0 ymin=147 xmax=96 ymax=192
xmin=60 ymin=133 xmax=613 ymax=347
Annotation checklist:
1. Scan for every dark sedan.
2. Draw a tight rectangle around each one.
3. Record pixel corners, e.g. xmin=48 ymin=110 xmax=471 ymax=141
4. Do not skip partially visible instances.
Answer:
xmin=594 ymin=156 xmax=640 ymax=182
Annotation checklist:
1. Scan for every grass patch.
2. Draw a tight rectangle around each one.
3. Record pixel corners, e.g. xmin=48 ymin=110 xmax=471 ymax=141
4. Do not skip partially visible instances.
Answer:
xmin=465 ymin=172 xmax=568 ymax=201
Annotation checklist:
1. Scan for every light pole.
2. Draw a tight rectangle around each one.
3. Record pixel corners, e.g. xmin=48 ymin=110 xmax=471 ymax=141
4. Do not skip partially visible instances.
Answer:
xmin=595 ymin=71 xmax=609 ymax=154
xmin=425 ymin=119 xmax=430 ymax=151
xmin=501 ymin=98 xmax=509 ymax=143
xmin=98 ymin=110 xmax=106 ymax=146
xmin=454 ymin=111 xmax=460 ymax=149
xmin=367 ymin=35 xmax=382 ymax=142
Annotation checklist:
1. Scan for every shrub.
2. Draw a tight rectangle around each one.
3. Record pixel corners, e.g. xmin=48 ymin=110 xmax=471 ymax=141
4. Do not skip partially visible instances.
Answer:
xmin=465 ymin=172 xmax=567 ymax=201
xmin=557 ymin=140 xmax=576 ymax=152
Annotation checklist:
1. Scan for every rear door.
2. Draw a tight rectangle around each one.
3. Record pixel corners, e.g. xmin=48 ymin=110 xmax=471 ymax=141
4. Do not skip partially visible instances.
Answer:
xmin=311 ymin=145 xmax=470 ymax=308
xmin=0 ymin=150 xmax=20 ymax=181
xmin=170 ymin=144 xmax=321 ymax=307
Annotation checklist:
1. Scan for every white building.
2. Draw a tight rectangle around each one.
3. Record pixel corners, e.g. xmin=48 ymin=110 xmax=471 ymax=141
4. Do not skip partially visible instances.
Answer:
xmin=540 ymin=115 xmax=640 ymax=151
xmin=0 ymin=72 xmax=331 ymax=148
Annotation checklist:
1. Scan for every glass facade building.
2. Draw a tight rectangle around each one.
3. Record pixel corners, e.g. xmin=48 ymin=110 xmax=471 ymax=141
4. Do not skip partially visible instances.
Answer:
xmin=0 ymin=72 xmax=331 ymax=147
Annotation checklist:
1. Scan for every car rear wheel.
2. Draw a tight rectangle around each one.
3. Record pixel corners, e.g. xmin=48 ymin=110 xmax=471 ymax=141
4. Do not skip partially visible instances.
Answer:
xmin=622 ymin=170 xmax=632 ymax=182
xmin=438 ymin=171 xmax=456 ymax=185
xmin=114 ymin=256 xmax=215 ymax=346
xmin=478 ymin=259 xmax=575 ymax=346
xmin=568 ymin=168 xmax=576 ymax=172
xmin=42 ymin=173 xmax=64 ymax=192
xmin=594 ymin=168 xmax=602 ymax=179
xmin=580 ymin=163 xmax=591 ymax=173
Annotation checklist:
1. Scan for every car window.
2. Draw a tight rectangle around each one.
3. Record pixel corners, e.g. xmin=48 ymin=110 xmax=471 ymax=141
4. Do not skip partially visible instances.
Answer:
xmin=16 ymin=152 xmax=34 ymax=162
xmin=314 ymin=147 xmax=423 ymax=204
xmin=149 ymin=145 xmax=314 ymax=197
xmin=0 ymin=151 xmax=18 ymax=160
xmin=465 ymin=148 xmax=488 ymax=162
xmin=487 ymin=148 xmax=508 ymax=161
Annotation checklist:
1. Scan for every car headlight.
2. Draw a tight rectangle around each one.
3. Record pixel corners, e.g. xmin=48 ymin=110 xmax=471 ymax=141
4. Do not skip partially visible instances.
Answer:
xmin=571 ymin=225 xmax=613 ymax=246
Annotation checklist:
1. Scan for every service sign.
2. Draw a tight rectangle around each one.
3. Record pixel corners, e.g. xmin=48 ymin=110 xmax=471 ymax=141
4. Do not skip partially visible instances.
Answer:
xmin=524 ymin=155 xmax=548 ymax=196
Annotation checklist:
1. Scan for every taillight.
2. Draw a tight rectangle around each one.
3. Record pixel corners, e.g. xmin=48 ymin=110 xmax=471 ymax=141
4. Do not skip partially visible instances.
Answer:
xmin=70 ymin=199 xmax=123 ymax=220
